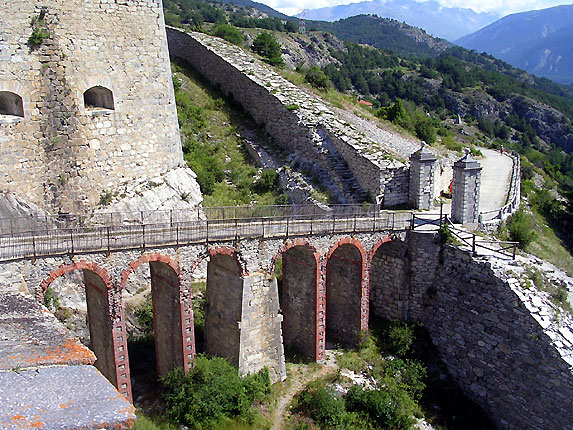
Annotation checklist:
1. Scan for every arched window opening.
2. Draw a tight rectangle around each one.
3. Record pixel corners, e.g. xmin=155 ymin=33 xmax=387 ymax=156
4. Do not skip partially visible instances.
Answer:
xmin=0 ymin=91 xmax=24 ymax=117
xmin=84 ymin=86 xmax=114 ymax=110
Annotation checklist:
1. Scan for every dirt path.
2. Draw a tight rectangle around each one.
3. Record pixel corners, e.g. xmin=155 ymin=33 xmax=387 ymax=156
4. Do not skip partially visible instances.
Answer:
xmin=272 ymin=351 xmax=338 ymax=430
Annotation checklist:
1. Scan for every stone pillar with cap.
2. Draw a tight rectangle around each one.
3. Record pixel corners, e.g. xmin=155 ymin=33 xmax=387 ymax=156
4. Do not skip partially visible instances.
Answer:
xmin=451 ymin=150 xmax=482 ymax=224
xmin=409 ymin=142 xmax=437 ymax=210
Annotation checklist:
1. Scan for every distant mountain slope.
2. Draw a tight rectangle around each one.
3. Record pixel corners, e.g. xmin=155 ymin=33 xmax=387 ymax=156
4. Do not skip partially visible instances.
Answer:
xmin=297 ymin=0 xmax=499 ymax=41
xmin=308 ymin=15 xmax=450 ymax=58
xmin=456 ymin=5 xmax=573 ymax=84
xmin=218 ymin=0 xmax=291 ymax=19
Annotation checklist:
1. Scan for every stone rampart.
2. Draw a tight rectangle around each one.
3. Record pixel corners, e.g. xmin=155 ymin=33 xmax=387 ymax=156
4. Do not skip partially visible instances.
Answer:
xmin=166 ymin=28 xmax=411 ymax=205
xmin=375 ymin=232 xmax=573 ymax=430
xmin=1 ymin=0 xmax=182 ymax=212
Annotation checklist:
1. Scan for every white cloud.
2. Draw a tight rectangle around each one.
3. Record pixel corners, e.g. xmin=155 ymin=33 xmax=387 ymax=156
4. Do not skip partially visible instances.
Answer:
xmin=257 ymin=0 xmax=572 ymax=17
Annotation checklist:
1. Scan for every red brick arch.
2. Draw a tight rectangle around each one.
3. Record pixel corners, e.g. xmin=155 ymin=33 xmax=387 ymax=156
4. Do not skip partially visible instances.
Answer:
xmin=324 ymin=237 xmax=369 ymax=339
xmin=325 ymin=237 xmax=367 ymax=262
xmin=273 ymin=238 xmax=322 ymax=361
xmin=40 ymin=260 xmax=112 ymax=296
xmin=369 ymin=235 xmax=394 ymax=261
xmin=271 ymin=238 xmax=321 ymax=274
xmin=38 ymin=260 xmax=131 ymax=402
xmin=120 ymin=252 xmax=180 ymax=290
xmin=209 ymin=246 xmax=248 ymax=277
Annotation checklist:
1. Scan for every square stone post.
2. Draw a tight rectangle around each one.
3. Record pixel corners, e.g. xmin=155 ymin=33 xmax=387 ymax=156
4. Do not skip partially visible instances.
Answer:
xmin=409 ymin=142 xmax=437 ymax=210
xmin=451 ymin=151 xmax=482 ymax=224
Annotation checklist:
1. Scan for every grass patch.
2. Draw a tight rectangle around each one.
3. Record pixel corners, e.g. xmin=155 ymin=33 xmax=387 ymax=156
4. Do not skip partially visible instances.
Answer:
xmin=172 ymin=58 xmax=287 ymax=207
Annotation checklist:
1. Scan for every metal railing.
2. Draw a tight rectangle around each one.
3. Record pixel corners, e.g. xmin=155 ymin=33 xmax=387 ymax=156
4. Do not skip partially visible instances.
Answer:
xmin=446 ymin=216 xmax=518 ymax=259
xmin=0 ymin=204 xmax=388 ymax=235
xmin=0 ymin=208 xmax=414 ymax=261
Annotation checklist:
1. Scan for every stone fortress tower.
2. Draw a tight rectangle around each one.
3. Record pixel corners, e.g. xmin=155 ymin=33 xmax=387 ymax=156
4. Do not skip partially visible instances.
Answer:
xmin=0 ymin=0 xmax=191 ymax=214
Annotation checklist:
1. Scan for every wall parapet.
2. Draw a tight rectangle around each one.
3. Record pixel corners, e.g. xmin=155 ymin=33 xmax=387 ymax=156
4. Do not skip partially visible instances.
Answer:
xmin=414 ymin=241 xmax=573 ymax=430
xmin=166 ymin=28 xmax=410 ymax=205
xmin=479 ymin=152 xmax=521 ymax=230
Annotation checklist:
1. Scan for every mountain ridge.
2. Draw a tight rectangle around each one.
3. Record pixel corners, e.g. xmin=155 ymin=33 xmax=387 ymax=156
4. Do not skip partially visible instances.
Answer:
xmin=296 ymin=0 xmax=499 ymax=41
xmin=456 ymin=4 xmax=573 ymax=85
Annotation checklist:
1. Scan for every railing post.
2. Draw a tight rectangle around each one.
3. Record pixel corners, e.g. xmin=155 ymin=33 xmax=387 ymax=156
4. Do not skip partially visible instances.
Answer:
xmin=176 ymin=223 xmax=180 ymax=249
xmin=206 ymin=220 xmax=209 ymax=243
xmin=310 ymin=216 xmax=313 ymax=235
xmin=70 ymin=230 xmax=74 ymax=256
xmin=286 ymin=216 xmax=289 ymax=238
xmin=32 ymin=235 xmax=37 ymax=262
xmin=513 ymin=244 xmax=517 ymax=260
xmin=472 ymin=234 xmax=476 ymax=255
xmin=142 ymin=224 xmax=146 ymax=251
xmin=392 ymin=212 xmax=395 ymax=230
xmin=235 ymin=218 xmax=238 ymax=242
xmin=107 ymin=226 xmax=111 ymax=256
xmin=372 ymin=211 xmax=376 ymax=233
xmin=353 ymin=213 xmax=356 ymax=233
xmin=262 ymin=217 xmax=265 ymax=238
xmin=439 ymin=202 xmax=443 ymax=227
xmin=411 ymin=214 xmax=415 ymax=230
xmin=332 ymin=213 xmax=335 ymax=235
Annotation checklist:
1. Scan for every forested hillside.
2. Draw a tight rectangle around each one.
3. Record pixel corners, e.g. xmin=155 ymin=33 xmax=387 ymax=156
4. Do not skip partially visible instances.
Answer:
xmin=163 ymin=0 xmax=573 ymax=255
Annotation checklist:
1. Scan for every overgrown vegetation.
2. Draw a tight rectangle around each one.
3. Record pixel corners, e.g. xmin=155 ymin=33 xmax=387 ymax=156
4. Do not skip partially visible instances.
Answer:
xmin=172 ymin=58 xmax=287 ymax=206
xmin=290 ymin=320 xmax=492 ymax=430
xmin=162 ymin=356 xmax=271 ymax=429
xmin=28 ymin=7 xmax=49 ymax=47
xmin=251 ymin=31 xmax=284 ymax=67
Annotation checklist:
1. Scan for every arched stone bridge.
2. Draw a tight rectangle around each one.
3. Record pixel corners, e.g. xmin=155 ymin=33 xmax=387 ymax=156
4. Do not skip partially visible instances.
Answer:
xmin=0 ymin=209 xmax=435 ymax=403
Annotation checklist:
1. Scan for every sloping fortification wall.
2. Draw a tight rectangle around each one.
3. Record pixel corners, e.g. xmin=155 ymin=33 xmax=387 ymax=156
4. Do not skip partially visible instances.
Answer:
xmin=167 ymin=28 xmax=409 ymax=206
xmin=398 ymin=234 xmax=573 ymax=430
xmin=0 ymin=0 xmax=182 ymax=212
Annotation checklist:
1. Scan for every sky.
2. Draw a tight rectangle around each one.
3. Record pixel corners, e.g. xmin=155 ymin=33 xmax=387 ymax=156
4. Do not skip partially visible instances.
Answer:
xmin=258 ymin=0 xmax=573 ymax=18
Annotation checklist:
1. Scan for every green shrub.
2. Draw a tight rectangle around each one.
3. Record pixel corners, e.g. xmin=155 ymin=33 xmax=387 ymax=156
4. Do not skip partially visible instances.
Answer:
xmin=384 ymin=358 xmax=427 ymax=400
xmin=162 ymin=356 xmax=270 ymax=429
xmin=28 ymin=8 xmax=49 ymax=47
xmin=298 ymin=381 xmax=347 ymax=428
xmin=251 ymin=32 xmax=283 ymax=66
xmin=305 ymin=66 xmax=330 ymax=89
xmin=253 ymin=169 xmax=279 ymax=193
xmin=134 ymin=299 xmax=154 ymax=334
xmin=506 ymin=209 xmax=536 ymax=249
xmin=212 ymin=23 xmax=244 ymax=45
xmin=345 ymin=386 xmax=397 ymax=428
xmin=438 ymin=222 xmax=453 ymax=244
xmin=43 ymin=286 xmax=60 ymax=311
xmin=28 ymin=27 xmax=49 ymax=46
xmin=386 ymin=321 xmax=414 ymax=356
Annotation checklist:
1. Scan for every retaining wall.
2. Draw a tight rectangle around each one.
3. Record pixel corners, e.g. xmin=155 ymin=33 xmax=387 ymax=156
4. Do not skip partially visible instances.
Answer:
xmin=166 ymin=28 xmax=410 ymax=205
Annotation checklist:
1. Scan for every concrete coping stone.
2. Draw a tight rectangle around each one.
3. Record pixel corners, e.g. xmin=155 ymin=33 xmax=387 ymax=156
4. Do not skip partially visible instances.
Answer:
xmin=0 ymin=365 xmax=135 ymax=429
xmin=0 ymin=292 xmax=95 ymax=370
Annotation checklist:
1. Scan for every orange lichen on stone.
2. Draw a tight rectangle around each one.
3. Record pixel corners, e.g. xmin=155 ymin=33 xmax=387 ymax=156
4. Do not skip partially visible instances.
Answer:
xmin=30 ymin=421 xmax=43 ymax=428
xmin=12 ymin=337 xmax=95 ymax=368
xmin=12 ymin=414 xmax=25 ymax=420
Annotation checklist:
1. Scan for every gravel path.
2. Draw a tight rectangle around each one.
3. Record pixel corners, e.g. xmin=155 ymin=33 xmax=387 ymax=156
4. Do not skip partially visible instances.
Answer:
xmin=479 ymin=148 xmax=513 ymax=213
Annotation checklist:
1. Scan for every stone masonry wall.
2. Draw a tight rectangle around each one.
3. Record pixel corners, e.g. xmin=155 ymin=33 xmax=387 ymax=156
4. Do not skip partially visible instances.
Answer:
xmin=166 ymin=28 xmax=410 ymax=206
xmin=369 ymin=239 xmax=409 ymax=321
xmin=0 ymin=0 xmax=182 ymax=212
xmin=414 ymin=243 xmax=573 ymax=430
